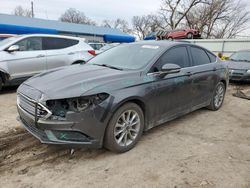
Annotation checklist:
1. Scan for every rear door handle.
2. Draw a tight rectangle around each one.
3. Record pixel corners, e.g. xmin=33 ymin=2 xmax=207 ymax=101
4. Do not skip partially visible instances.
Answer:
xmin=213 ymin=67 xmax=217 ymax=71
xmin=68 ymin=52 xmax=75 ymax=55
xmin=186 ymin=72 xmax=193 ymax=76
xmin=36 ymin=54 xmax=45 ymax=58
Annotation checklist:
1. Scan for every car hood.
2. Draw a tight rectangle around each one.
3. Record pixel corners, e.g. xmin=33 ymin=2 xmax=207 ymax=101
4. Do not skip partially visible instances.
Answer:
xmin=225 ymin=60 xmax=250 ymax=70
xmin=20 ymin=64 xmax=142 ymax=101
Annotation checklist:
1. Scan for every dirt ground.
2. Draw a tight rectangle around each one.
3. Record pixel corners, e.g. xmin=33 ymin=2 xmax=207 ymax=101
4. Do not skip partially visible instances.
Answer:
xmin=0 ymin=84 xmax=250 ymax=188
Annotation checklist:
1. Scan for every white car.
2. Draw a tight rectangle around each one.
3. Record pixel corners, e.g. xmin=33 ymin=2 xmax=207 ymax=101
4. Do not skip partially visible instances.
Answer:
xmin=0 ymin=34 xmax=95 ymax=90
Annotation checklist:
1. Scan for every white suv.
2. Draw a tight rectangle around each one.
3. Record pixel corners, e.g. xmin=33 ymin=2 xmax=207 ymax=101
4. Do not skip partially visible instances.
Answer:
xmin=0 ymin=34 xmax=95 ymax=90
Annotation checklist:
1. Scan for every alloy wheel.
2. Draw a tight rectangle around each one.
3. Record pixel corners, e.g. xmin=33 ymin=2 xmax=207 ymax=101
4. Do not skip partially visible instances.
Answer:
xmin=214 ymin=84 xmax=224 ymax=108
xmin=114 ymin=110 xmax=141 ymax=147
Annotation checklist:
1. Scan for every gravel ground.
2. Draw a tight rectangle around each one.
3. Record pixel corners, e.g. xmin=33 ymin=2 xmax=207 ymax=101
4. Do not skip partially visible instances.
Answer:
xmin=0 ymin=84 xmax=249 ymax=188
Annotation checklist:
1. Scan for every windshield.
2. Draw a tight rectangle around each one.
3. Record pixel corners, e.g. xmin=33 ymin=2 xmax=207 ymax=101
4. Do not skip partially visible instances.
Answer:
xmin=100 ymin=44 xmax=115 ymax=51
xmin=0 ymin=36 xmax=20 ymax=47
xmin=88 ymin=44 xmax=163 ymax=70
xmin=230 ymin=51 xmax=250 ymax=62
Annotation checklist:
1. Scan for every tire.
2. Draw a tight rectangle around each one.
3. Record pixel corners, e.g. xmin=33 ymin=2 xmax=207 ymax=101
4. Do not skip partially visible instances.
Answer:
xmin=207 ymin=82 xmax=226 ymax=111
xmin=0 ymin=77 xmax=2 ymax=91
xmin=104 ymin=103 xmax=144 ymax=153
xmin=168 ymin=37 xmax=173 ymax=41
xmin=187 ymin=33 xmax=193 ymax=39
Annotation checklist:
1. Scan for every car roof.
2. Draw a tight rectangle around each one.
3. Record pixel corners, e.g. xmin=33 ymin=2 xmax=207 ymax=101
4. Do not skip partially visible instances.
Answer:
xmin=17 ymin=34 xmax=85 ymax=41
xmin=133 ymin=40 xmax=192 ymax=48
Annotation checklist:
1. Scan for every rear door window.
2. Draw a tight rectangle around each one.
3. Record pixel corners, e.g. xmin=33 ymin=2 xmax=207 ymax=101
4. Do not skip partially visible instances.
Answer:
xmin=190 ymin=47 xmax=211 ymax=66
xmin=151 ymin=46 xmax=190 ymax=72
xmin=43 ymin=37 xmax=79 ymax=50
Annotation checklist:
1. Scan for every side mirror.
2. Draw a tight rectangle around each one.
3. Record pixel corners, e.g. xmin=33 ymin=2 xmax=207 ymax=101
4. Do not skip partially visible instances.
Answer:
xmin=6 ymin=45 xmax=20 ymax=53
xmin=159 ymin=63 xmax=181 ymax=77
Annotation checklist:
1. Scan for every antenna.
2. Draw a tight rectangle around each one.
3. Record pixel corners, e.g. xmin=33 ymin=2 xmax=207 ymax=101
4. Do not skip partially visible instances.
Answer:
xmin=31 ymin=1 xmax=34 ymax=18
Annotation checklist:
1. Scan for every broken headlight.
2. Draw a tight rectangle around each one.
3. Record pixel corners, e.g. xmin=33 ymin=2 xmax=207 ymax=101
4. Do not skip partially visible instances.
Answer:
xmin=46 ymin=93 xmax=109 ymax=118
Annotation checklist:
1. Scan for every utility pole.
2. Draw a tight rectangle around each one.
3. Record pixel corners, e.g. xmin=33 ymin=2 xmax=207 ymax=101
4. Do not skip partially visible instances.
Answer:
xmin=31 ymin=1 xmax=34 ymax=18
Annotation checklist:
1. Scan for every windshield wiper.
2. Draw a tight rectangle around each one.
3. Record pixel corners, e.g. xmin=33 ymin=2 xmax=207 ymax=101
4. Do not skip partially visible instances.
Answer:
xmin=93 ymin=64 xmax=123 ymax=70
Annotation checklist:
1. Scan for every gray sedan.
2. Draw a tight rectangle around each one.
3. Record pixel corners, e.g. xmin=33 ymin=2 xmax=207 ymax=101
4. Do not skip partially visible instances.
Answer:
xmin=17 ymin=41 xmax=229 ymax=153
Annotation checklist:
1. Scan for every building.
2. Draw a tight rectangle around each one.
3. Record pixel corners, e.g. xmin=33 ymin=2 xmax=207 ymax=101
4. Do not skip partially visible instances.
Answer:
xmin=0 ymin=14 xmax=135 ymax=43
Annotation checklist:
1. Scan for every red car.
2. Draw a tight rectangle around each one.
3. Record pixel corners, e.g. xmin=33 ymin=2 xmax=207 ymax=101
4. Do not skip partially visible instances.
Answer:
xmin=0 ymin=34 xmax=16 ymax=41
xmin=157 ymin=28 xmax=201 ymax=40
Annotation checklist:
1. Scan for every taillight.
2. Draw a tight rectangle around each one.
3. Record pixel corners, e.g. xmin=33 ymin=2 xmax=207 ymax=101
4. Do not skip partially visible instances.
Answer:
xmin=88 ymin=50 xmax=96 ymax=56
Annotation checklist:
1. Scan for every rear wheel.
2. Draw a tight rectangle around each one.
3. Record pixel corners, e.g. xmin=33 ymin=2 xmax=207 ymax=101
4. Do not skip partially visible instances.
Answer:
xmin=104 ymin=103 xmax=144 ymax=153
xmin=168 ymin=37 xmax=173 ymax=41
xmin=207 ymin=82 xmax=225 ymax=111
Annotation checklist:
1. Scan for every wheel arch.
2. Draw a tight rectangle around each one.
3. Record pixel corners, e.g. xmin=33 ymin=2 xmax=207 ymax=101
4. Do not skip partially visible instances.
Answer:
xmin=220 ymin=79 xmax=227 ymax=89
xmin=0 ymin=70 xmax=10 ymax=84
xmin=111 ymin=97 xmax=146 ymax=116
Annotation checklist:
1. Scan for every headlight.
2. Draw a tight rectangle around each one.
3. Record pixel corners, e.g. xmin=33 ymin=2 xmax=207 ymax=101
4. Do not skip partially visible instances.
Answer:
xmin=46 ymin=93 xmax=109 ymax=118
xmin=247 ymin=70 xmax=250 ymax=74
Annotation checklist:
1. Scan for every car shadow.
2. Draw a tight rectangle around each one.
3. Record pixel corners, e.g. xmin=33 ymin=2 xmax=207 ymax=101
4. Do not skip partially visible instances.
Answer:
xmin=0 ymin=86 xmax=18 ymax=94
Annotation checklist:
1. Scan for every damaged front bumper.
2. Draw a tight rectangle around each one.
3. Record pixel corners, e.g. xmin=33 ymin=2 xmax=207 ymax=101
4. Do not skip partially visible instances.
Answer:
xmin=17 ymin=93 xmax=112 ymax=148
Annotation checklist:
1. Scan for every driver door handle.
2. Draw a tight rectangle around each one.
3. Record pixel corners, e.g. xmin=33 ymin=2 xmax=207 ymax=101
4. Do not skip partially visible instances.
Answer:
xmin=186 ymin=71 xmax=193 ymax=76
xmin=36 ymin=54 xmax=45 ymax=58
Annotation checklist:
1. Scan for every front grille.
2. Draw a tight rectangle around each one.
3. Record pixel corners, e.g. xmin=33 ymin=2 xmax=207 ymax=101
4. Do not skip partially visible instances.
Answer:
xmin=17 ymin=94 xmax=50 ymax=119
xmin=232 ymin=72 xmax=244 ymax=76
xmin=20 ymin=116 xmax=47 ymax=139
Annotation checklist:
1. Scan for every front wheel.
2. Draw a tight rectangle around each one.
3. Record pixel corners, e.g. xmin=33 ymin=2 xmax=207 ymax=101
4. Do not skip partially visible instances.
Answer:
xmin=207 ymin=82 xmax=226 ymax=111
xmin=104 ymin=103 xmax=144 ymax=153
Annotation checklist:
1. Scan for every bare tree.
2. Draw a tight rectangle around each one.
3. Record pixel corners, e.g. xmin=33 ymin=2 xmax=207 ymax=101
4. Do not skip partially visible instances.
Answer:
xmin=13 ymin=5 xmax=32 ymax=17
xmin=59 ymin=8 xmax=96 ymax=25
xmin=159 ymin=0 xmax=207 ymax=29
xmin=185 ymin=0 xmax=250 ymax=38
xmin=102 ymin=19 xmax=131 ymax=33
xmin=132 ymin=14 xmax=164 ymax=39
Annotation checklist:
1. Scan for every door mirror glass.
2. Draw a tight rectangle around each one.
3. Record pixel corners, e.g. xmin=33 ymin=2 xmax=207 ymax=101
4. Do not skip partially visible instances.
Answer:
xmin=7 ymin=45 xmax=20 ymax=53
xmin=161 ymin=63 xmax=181 ymax=74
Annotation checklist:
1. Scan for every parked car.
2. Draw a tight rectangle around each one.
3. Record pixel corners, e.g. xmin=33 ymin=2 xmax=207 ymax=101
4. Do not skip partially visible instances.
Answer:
xmin=96 ymin=43 xmax=120 ymax=55
xmin=88 ymin=42 xmax=106 ymax=50
xmin=0 ymin=34 xmax=95 ymax=91
xmin=157 ymin=28 xmax=201 ymax=40
xmin=17 ymin=41 xmax=229 ymax=153
xmin=0 ymin=34 xmax=16 ymax=41
xmin=226 ymin=50 xmax=250 ymax=82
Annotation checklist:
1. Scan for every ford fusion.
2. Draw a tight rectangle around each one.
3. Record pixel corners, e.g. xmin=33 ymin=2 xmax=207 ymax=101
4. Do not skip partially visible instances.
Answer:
xmin=226 ymin=50 xmax=250 ymax=82
xmin=17 ymin=41 xmax=229 ymax=153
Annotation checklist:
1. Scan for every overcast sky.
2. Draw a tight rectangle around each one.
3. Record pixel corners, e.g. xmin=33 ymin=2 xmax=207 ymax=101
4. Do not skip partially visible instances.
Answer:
xmin=1 ymin=0 xmax=250 ymax=36
xmin=0 ymin=0 xmax=162 ymax=23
